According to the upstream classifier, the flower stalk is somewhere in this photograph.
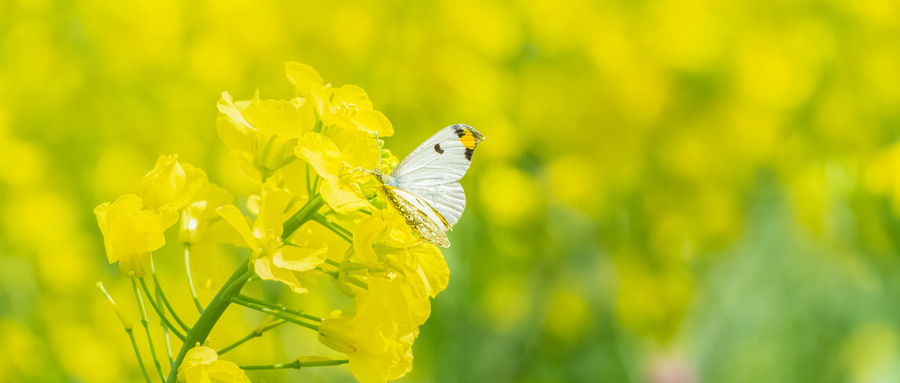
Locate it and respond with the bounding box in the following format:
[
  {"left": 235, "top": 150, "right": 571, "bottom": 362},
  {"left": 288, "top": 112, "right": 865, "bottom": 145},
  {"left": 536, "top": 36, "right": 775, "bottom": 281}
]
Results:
[
  {"left": 149, "top": 258, "right": 191, "bottom": 331},
  {"left": 231, "top": 296, "right": 320, "bottom": 332},
  {"left": 217, "top": 318, "right": 287, "bottom": 356},
  {"left": 165, "top": 260, "right": 252, "bottom": 382},
  {"left": 132, "top": 277, "right": 168, "bottom": 382},
  {"left": 138, "top": 278, "right": 186, "bottom": 341},
  {"left": 184, "top": 247, "right": 205, "bottom": 314},
  {"left": 240, "top": 359, "right": 349, "bottom": 370}
]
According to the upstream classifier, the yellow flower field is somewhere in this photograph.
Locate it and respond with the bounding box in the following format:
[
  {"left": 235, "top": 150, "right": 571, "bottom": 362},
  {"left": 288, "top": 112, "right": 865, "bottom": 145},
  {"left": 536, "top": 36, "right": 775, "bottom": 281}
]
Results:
[{"left": 2, "top": 0, "right": 900, "bottom": 382}]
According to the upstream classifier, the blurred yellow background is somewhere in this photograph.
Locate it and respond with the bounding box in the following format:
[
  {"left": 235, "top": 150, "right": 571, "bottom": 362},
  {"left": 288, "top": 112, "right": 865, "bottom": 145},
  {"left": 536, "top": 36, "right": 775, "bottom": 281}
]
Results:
[{"left": 3, "top": 0, "right": 900, "bottom": 381}]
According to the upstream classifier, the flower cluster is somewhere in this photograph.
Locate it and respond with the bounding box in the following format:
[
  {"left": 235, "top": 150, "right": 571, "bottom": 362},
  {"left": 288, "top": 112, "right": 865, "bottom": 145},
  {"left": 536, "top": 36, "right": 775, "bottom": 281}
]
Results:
[
  {"left": 95, "top": 62, "right": 449, "bottom": 383},
  {"left": 95, "top": 154, "right": 232, "bottom": 278}
]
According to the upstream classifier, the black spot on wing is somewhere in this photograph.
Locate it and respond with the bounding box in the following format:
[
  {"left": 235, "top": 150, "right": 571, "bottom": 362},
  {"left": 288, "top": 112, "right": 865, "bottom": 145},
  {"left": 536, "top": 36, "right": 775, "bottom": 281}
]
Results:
[
  {"left": 434, "top": 143, "right": 444, "bottom": 154},
  {"left": 455, "top": 126, "right": 466, "bottom": 138},
  {"left": 465, "top": 147, "right": 474, "bottom": 161}
]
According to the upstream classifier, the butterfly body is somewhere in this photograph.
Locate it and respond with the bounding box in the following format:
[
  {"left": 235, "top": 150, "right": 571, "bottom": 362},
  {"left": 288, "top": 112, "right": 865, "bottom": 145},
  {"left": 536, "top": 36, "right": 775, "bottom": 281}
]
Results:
[{"left": 378, "top": 124, "right": 484, "bottom": 247}]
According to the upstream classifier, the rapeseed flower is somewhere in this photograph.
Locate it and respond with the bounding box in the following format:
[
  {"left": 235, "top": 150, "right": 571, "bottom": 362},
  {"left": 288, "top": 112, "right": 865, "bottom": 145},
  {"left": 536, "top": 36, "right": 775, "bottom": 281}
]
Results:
[
  {"left": 317, "top": 273, "right": 428, "bottom": 383},
  {"left": 137, "top": 154, "right": 210, "bottom": 227},
  {"left": 217, "top": 181, "right": 327, "bottom": 293},
  {"left": 94, "top": 194, "right": 168, "bottom": 277},
  {"left": 296, "top": 132, "right": 373, "bottom": 214},
  {"left": 217, "top": 89, "right": 315, "bottom": 181},
  {"left": 177, "top": 346, "right": 250, "bottom": 383},
  {"left": 95, "top": 155, "right": 212, "bottom": 277},
  {"left": 285, "top": 62, "right": 393, "bottom": 136},
  {"left": 314, "top": 212, "right": 450, "bottom": 382},
  {"left": 353, "top": 212, "right": 450, "bottom": 299}
]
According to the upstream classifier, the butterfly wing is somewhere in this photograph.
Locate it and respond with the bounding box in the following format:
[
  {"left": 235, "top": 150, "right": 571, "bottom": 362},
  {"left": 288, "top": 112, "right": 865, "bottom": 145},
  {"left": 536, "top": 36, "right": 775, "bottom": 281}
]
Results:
[
  {"left": 383, "top": 186, "right": 451, "bottom": 247},
  {"left": 386, "top": 124, "right": 484, "bottom": 228}
]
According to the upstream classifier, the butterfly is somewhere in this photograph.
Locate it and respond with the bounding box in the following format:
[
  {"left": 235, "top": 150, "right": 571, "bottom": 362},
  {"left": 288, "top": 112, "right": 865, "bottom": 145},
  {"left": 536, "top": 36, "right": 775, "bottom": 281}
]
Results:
[{"left": 377, "top": 124, "right": 485, "bottom": 247}]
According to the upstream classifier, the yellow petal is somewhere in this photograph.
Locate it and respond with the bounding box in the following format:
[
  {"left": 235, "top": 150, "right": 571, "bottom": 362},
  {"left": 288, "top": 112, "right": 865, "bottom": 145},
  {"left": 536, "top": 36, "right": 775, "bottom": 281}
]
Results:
[
  {"left": 285, "top": 62, "right": 324, "bottom": 98},
  {"left": 331, "top": 85, "right": 374, "bottom": 112},
  {"left": 319, "top": 177, "right": 372, "bottom": 214},
  {"left": 136, "top": 155, "right": 210, "bottom": 212},
  {"left": 206, "top": 360, "right": 251, "bottom": 383},
  {"left": 349, "top": 346, "right": 402, "bottom": 383},
  {"left": 243, "top": 97, "right": 311, "bottom": 138},
  {"left": 273, "top": 243, "right": 328, "bottom": 272},
  {"left": 177, "top": 346, "right": 217, "bottom": 382},
  {"left": 216, "top": 92, "right": 256, "bottom": 152},
  {"left": 229, "top": 150, "right": 262, "bottom": 182},
  {"left": 216, "top": 205, "right": 257, "bottom": 249},
  {"left": 414, "top": 244, "right": 449, "bottom": 298},
  {"left": 353, "top": 216, "right": 391, "bottom": 265},
  {"left": 94, "top": 194, "right": 167, "bottom": 278},
  {"left": 198, "top": 218, "right": 246, "bottom": 248},
  {"left": 184, "top": 345, "right": 218, "bottom": 366},
  {"left": 254, "top": 257, "right": 307, "bottom": 293},
  {"left": 177, "top": 346, "right": 250, "bottom": 383},
  {"left": 317, "top": 316, "right": 358, "bottom": 354},
  {"left": 254, "top": 182, "right": 291, "bottom": 239},
  {"left": 352, "top": 110, "right": 394, "bottom": 137},
  {"left": 159, "top": 206, "right": 179, "bottom": 230},
  {"left": 296, "top": 132, "right": 342, "bottom": 178},
  {"left": 328, "top": 128, "right": 380, "bottom": 170}
]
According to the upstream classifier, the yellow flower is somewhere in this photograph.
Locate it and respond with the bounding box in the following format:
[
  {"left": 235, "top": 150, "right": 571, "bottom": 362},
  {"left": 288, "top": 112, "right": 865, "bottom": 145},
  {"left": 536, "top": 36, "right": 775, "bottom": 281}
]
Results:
[
  {"left": 296, "top": 132, "right": 373, "bottom": 214},
  {"left": 317, "top": 273, "right": 428, "bottom": 383},
  {"left": 177, "top": 346, "right": 250, "bottom": 383},
  {"left": 94, "top": 194, "right": 169, "bottom": 277},
  {"left": 217, "top": 90, "right": 315, "bottom": 181},
  {"left": 136, "top": 154, "right": 210, "bottom": 223},
  {"left": 178, "top": 183, "right": 244, "bottom": 291},
  {"left": 217, "top": 182, "right": 327, "bottom": 293},
  {"left": 285, "top": 62, "right": 394, "bottom": 136},
  {"left": 353, "top": 212, "right": 450, "bottom": 298},
  {"left": 136, "top": 154, "right": 210, "bottom": 210}
]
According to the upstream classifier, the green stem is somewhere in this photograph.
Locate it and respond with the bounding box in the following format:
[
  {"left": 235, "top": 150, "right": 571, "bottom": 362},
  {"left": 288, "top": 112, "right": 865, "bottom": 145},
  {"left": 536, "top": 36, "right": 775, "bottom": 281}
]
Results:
[
  {"left": 235, "top": 294, "right": 324, "bottom": 322},
  {"left": 305, "top": 163, "right": 313, "bottom": 197},
  {"left": 221, "top": 268, "right": 253, "bottom": 298},
  {"left": 184, "top": 247, "right": 205, "bottom": 314},
  {"left": 231, "top": 297, "right": 320, "bottom": 332},
  {"left": 311, "top": 214, "right": 353, "bottom": 243},
  {"left": 283, "top": 194, "right": 325, "bottom": 239},
  {"left": 316, "top": 266, "right": 368, "bottom": 290},
  {"left": 241, "top": 359, "right": 348, "bottom": 370},
  {"left": 149, "top": 260, "right": 191, "bottom": 331},
  {"left": 127, "top": 328, "right": 154, "bottom": 383},
  {"left": 165, "top": 260, "right": 252, "bottom": 382},
  {"left": 138, "top": 278, "right": 186, "bottom": 341},
  {"left": 217, "top": 318, "right": 286, "bottom": 355},
  {"left": 166, "top": 194, "right": 324, "bottom": 382},
  {"left": 156, "top": 287, "right": 175, "bottom": 368},
  {"left": 312, "top": 174, "right": 321, "bottom": 195},
  {"left": 132, "top": 278, "right": 167, "bottom": 382}
]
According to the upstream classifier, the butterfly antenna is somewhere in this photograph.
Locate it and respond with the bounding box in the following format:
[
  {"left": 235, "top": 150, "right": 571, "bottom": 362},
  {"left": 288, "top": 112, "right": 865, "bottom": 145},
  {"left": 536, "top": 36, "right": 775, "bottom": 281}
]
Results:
[{"left": 375, "top": 131, "right": 383, "bottom": 173}]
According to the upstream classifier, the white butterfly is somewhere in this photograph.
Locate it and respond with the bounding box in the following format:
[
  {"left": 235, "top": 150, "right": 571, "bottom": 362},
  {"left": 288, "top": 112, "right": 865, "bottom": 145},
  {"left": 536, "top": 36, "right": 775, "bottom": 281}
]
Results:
[{"left": 378, "top": 124, "right": 485, "bottom": 247}]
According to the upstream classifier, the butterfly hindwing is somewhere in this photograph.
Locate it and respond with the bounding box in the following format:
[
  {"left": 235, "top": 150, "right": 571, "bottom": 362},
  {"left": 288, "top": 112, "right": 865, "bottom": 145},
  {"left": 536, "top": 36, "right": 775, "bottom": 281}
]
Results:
[
  {"left": 383, "top": 186, "right": 451, "bottom": 247},
  {"left": 398, "top": 182, "right": 465, "bottom": 229}
]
